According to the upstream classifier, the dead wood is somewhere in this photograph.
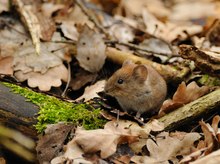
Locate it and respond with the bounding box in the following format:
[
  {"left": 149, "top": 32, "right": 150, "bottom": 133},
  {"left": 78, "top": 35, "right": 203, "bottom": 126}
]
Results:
[
  {"left": 145, "top": 89, "right": 220, "bottom": 131},
  {"left": 0, "top": 83, "right": 39, "bottom": 139},
  {"left": 179, "top": 45, "right": 220, "bottom": 77},
  {"left": 105, "top": 47, "right": 190, "bottom": 82}
]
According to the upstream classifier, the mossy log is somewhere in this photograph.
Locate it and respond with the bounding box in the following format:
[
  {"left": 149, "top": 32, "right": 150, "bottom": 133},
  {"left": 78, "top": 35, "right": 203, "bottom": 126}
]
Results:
[
  {"left": 0, "top": 82, "right": 106, "bottom": 138},
  {"left": 0, "top": 83, "right": 38, "bottom": 139},
  {"left": 144, "top": 89, "right": 220, "bottom": 131}
]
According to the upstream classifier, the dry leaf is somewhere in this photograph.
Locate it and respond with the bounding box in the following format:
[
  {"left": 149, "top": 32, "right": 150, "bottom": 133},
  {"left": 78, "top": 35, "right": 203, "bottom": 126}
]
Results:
[
  {"left": 160, "top": 81, "right": 209, "bottom": 114},
  {"left": 51, "top": 139, "right": 92, "bottom": 164},
  {"left": 190, "top": 149, "right": 220, "bottom": 164},
  {"left": 139, "top": 38, "right": 172, "bottom": 62},
  {"left": 0, "top": 56, "right": 13, "bottom": 75},
  {"left": 76, "top": 25, "right": 106, "bottom": 73},
  {"left": 146, "top": 132, "right": 201, "bottom": 163},
  {"left": 58, "top": 120, "right": 149, "bottom": 161},
  {"left": 142, "top": 9, "right": 203, "bottom": 42},
  {"left": 108, "top": 23, "right": 134, "bottom": 43},
  {"left": 13, "top": 34, "right": 67, "bottom": 74},
  {"left": 111, "top": 155, "right": 131, "bottom": 164},
  {"left": 60, "top": 21, "right": 79, "bottom": 41},
  {"left": 0, "top": 17, "right": 28, "bottom": 57},
  {"left": 36, "top": 123, "right": 75, "bottom": 163},
  {"left": 70, "top": 68, "right": 97, "bottom": 91},
  {"left": 54, "top": 4, "right": 94, "bottom": 28},
  {"left": 169, "top": 1, "right": 216, "bottom": 21},
  {"left": 14, "top": 64, "right": 68, "bottom": 91},
  {"left": 179, "top": 148, "right": 207, "bottom": 164},
  {"left": 0, "top": 16, "right": 70, "bottom": 91},
  {"left": 41, "top": 2, "right": 65, "bottom": 18},
  {"left": 76, "top": 80, "right": 105, "bottom": 101},
  {"left": 181, "top": 116, "right": 220, "bottom": 163},
  {"left": 35, "top": 10, "right": 56, "bottom": 41},
  {"left": 199, "top": 115, "right": 220, "bottom": 153},
  {"left": 52, "top": 121, "right": 139, "bottom": 162},
  {"left": 74, "top": 121, "right": 138, "bottom": 158},
  {"left": 117, "top": 0, "right": 169, "bottom": 18},
  {"left": 0, "top": 0, "right": 9, "bottom": 13}
]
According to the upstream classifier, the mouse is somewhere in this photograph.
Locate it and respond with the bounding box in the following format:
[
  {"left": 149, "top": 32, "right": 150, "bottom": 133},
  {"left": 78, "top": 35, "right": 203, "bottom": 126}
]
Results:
[{"left": 104, "top": 60, "right": 167, "bottom": 118}]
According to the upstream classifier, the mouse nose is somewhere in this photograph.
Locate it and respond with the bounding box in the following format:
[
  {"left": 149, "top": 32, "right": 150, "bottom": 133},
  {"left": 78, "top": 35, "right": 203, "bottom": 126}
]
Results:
[{"left": 104, "top": 84, "right": 112, "bottom": 94}]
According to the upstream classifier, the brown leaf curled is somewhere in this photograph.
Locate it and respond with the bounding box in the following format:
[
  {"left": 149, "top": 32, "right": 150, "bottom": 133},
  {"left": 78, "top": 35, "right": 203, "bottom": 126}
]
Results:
[{"left": 160, "top": 81, "right": 209, "bottom": 114}]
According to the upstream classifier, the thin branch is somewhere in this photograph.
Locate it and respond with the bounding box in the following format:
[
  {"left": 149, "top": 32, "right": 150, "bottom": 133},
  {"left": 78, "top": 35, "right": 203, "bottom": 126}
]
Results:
[
  {"left": 62, "top": 62, "right": 71, "bottom": 97},
  {"left": 106, "top": 41, "right": 179, "bottom": 57}
]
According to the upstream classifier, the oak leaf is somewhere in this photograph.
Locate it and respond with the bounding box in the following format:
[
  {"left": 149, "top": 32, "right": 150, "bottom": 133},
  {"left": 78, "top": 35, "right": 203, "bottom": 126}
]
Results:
[
  {"left": 160, "top": 81, "right": 209, "bottom": 114},
  {"left": 145, "top": 132, "right": 201, "bottom": 163}
]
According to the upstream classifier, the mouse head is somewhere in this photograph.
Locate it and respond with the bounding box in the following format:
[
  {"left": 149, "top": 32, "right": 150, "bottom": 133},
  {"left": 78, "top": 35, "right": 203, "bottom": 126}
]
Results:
[{"left": 105, "top": 60, "right": 148, "bottom": 97}]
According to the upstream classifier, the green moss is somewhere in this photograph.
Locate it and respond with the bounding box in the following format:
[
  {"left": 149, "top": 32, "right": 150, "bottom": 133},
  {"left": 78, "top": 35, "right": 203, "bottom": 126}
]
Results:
[
  {"left": 198, "top": 74, "right": 220, "bottom": 86},
  {"left": 2, "top": 82, "right": 107, "bottom": 133}
]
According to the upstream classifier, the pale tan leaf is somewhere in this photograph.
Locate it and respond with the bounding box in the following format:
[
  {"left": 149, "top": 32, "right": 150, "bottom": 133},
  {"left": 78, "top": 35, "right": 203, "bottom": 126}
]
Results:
[
  {"left": 0, "top": 0, "right": 9, "bottom": 13},
  {"left": 0, "top": 56, "right": 13, "bottom": 75},
  {"left": 74, "top": 120, "right": 139, "bottom": 158},
  {"left": 60, "top": 21, "right": 79, "bottom": 41},
  {"left": 76, "top": 25, "right": 106, "bottom": 73},
  {"left": 190, "top": 149, "right": 220, "bottom": 164},
  {"left": 54, "top": 4, "right": 93, "bottom": 28},
  {"left": 14, "top": 64, "right": 68, "bottom": 91},
  {"left": 111, "top": 155, "right": 131, "bottom": 164},
  {"left": 76, "top": 80, "right": 105, "bottom": 101},
  {"left": 35, "top": 11, "right": 56, "bottom": 41},
  {"left": 117, "top": 0, "right": 169, "bottom": 18},
  {"left": 199, "top": 120, "right": 218, "bottom": 155},
  {"left": 142, "top": 9, "right": 202, "bottom": 42},
  {"left": 51, "top": 139, "right": 92, "bottom": 164},
  {"left": 211, "top": 115, "right": 220, "bottom": 135},
  {"left": 0, "top": 18, "right": 28, "bottom": 57},
  {"left": 13, "top": 32, "right": 68, "bottom": 74},
  {"left": 180, "top": 148, "right": 207, "bottom": 164},
  {"left": 41, "top": 2, "right": 65, "bottom": 18},
  {"left": 131, "top": 155, "right": 169, "bottom": 164},
  {"left": 169, "top": 1, "right": 216, "bottom": 21},
  {"left": 108, "top": 24, "right": 134, "bottom": 43},
  {"left": 146, "top": 132, "right": 201, "bottom": 163}
]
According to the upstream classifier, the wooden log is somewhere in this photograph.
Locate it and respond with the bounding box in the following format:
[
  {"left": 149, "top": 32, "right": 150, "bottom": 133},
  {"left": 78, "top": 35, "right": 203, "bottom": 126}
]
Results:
[
  {"left": 0, "top": 83, "right": 39, "bottom": 139},
  {"left": 144, "top": 89, "right": 220, "bottom": 131}
]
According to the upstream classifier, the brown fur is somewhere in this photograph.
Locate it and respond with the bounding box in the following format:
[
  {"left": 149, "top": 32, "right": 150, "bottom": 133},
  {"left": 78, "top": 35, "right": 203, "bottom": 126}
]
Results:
[{"left": 105, "top": 61, "right": 167, "bottom": 118}]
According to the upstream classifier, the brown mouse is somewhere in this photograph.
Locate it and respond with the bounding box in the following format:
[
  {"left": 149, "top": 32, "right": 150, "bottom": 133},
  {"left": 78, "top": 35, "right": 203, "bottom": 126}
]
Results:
[{"left": 104, "top": 60, "right": 167, "bottom": 118}]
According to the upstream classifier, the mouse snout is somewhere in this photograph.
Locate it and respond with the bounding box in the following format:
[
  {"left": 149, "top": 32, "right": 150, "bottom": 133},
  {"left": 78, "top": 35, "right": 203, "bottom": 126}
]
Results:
[{"left": 104, "top": 83, "right": 114, "bottom": 95}]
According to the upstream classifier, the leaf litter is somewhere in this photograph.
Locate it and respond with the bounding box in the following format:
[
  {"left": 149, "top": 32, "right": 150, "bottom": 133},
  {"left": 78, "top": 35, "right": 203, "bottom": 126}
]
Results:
[{"left": 1, "top": 0, "right": 220, "bottom": 163}]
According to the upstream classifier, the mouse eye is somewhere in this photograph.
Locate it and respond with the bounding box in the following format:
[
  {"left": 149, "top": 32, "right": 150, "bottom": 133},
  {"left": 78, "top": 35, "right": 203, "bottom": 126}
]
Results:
[{"left": 117, "top": 78, "right": 124, "bottom": 84}]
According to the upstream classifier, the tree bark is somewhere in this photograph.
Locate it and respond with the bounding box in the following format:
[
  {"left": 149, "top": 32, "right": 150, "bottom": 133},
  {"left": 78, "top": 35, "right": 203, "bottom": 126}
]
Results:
[
  {"left": 144, "top": 89, "right": 220, "bottom": 131},
  {"left": 0, "top": 83, "right": 39, "bottom": 139}
]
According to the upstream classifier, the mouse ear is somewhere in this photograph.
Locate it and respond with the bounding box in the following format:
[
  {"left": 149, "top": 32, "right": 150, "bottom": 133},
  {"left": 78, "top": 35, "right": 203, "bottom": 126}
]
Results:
[
  {"left": 122, "top": 59, "right": 133, "bottom": 67},
  {"left": 132, "top": 65, "right": 148, "bottom": 82}
]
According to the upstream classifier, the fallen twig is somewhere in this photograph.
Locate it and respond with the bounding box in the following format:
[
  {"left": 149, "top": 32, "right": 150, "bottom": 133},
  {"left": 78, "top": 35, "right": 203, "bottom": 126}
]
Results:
[{"left": 105, "top": 47, "right": 189, "bottom": 82}]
